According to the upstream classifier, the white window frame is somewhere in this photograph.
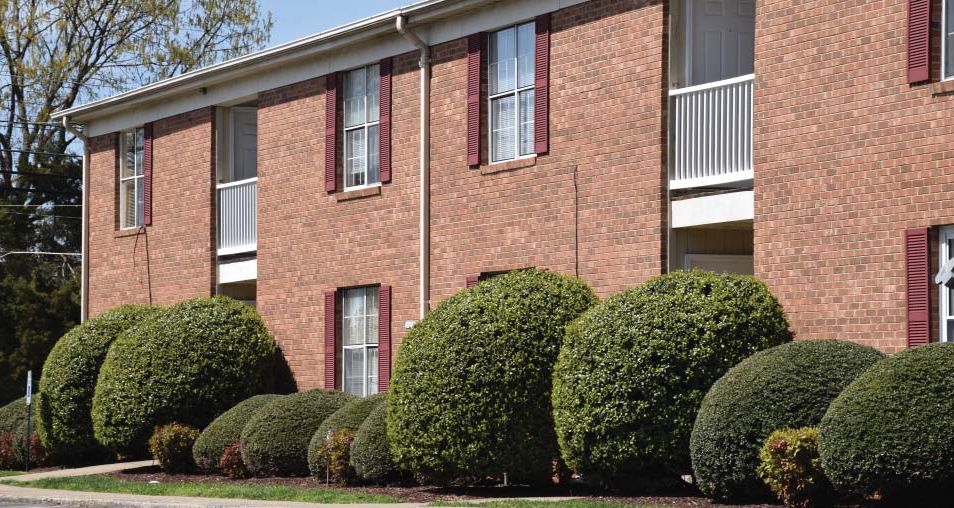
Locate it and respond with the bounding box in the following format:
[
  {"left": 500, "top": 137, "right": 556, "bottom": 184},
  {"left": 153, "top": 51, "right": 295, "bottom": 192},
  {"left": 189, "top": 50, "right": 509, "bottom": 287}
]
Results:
[
  {"left": 940, "top": 226, "right": 954, "bottom": 342},
  {"left": 343, "top": 64, "right": 380, "bottom": 191},
  {"left": 341, "top": 286, "right": 379, "bottom": 397},
  {"left": 945, "top": 0, "right": 954, "bottom": 81},
  {"left": 488, "top": 21, "right": 536, "bottom": 164},
  {"left": 119, "top": 127, "right": 144, "bottom": 230}
]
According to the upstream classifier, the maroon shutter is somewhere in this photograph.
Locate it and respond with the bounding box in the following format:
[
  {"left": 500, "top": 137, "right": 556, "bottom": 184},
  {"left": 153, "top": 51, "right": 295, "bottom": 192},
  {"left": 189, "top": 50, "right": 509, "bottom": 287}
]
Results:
[
  {"left": 466, "top": 276, "right": 480, "bottom": 288},
  {"left": 379, "top": 58, "right": 392, "bottom": 183},
  {"left": 534, "top": 14, "right": 551, "bottom": 154},
  {"left": 325, "top": 73, "right": 338, "bottom": 192},
  {"left": 907, "top": 0, "right": 931, "bottom": 83},
  {"left": 324, "top": 290, "right": 338, "bottom": 389},
  {"left": 905, "top": 228, "right": 930, "bottom": 348},
  {"left": 143, "top": 122, "right": 153, "bottom": 225},
  {"left": 466, "top": 33, "right": 482, "bottom": 166},
  {"left": 378, "top": 285, "right": 392, "bottom": 392}
]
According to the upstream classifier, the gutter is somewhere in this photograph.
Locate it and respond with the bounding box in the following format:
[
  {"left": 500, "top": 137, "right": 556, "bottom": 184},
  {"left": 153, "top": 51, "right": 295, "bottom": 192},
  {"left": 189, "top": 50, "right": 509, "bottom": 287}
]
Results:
[
  {"left": 396, "top": 15, "right": 431, "bottom": 320},
  {"left": 62, "top": 117, "right": 89, "bottom": 322}
]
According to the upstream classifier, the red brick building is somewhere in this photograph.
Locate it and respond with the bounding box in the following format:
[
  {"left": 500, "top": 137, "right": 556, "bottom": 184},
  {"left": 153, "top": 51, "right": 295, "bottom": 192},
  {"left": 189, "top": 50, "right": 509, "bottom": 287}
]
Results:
[{"left": 53, "top": 0, "right": 951, "bottom": 393}]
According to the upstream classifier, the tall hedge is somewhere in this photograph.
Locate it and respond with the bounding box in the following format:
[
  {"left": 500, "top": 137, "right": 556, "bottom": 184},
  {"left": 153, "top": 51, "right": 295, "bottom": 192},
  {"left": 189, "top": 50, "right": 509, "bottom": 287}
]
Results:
[
  {"left": 552, "top": 271, "right": 793, "bottom": 484},
  {"left": 819, "top": 343, "right": 954, "bottom": 502},
  {"left": 690, "top": 340, "right": 884, "bottom": 501},
  {"left": 388, "top": 269, "right": 598, "bottom": 483},
  {"left": 38, "top": 304, "right": 162, "bottom": 460},
  {"left": 351, "top": 400, "right": 398, "bottom": 484},
  {"left": 241, "top": 389, "right": 355, "bottom": 477},
  {"left": 308, "top": 392, "right": 386, "bottom": 479},
  {"left": 92, "top": 297, "right": 276, "bottom": 455},
  {"left": 192, "top": 394, "right": 282, "bottom": 472}
]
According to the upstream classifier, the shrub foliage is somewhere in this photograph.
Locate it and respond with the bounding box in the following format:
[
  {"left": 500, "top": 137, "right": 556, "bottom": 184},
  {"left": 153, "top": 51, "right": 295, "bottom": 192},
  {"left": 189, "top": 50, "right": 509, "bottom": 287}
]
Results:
[
  {"left": 758, "top": 428, "right": 833, "bottom": 508},
  {"left": 241, "top": 388, "right": 355, "bottom": 477},
  {"left": 690, "top": 340, "right": 883, "bottom": 500},
  {"left": 92, "top": 297, "right": 276, "bottom": 455},
  {"left": 0, "top": 396, "right": 53, "bottom": 468},
  {"left": 819, "top": 343, "right": 954, "bottom": 501},
  {"left": 39, "top": 304, "right": 162, "bottom": 459},
  {"left": 552, "top": 270, "right": 793, "bottom": 484},
  {"left": 308, "top": 392, "right": 385, "bottom": 481},
  {"left": 388, "top": 269, "right": 598, "bottom": 482},
  {"left": 149, "top": 422, "right": 200, "bottom": 473},
  {"left": 351, "top": 400, "right": 398, "bottom": 484},
  {"left": 193, "top": 394, "right": 281, "bottom": 472},
  {"left": 219, "top": 441, "right": 249, "bottom": 479}
]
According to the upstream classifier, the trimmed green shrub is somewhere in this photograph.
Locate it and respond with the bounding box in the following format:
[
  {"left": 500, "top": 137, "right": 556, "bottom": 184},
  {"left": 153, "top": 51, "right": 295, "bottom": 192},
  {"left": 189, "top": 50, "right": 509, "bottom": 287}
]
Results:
[
  {"left": 351, "top": 400, "right": 398, "bottom": 484},
  {"left": 193, "top": 394, "right": 281, "bottom": 472},
  {"left": 149, "top": 423, "right": 200, "bottom": 473},
  {"left": 758, "top": 428, "right": 833, "bottom": 508},
  {"left": 388, "top": 269, "right": 598, "bottom": 483},
  {"left": 308, "top": 392, "right": 386, "bottom": 480},
  {"left": 39, "top": 304, "right": 162, "bottom": 460},
  {"left": 552, "top": 270, "right": 793, "bottom": 484},
  {"left": 92, "top": 297, "right": 276, "bottom": 455},
  {"left": 690, "top": 340, "right": 883, "bottom": 500},
  {"left": 819, "top": 343, "right": 954, "bottom": 501},
  {"left": 241, "top": 388, "right": 355, "bottom": 477}
]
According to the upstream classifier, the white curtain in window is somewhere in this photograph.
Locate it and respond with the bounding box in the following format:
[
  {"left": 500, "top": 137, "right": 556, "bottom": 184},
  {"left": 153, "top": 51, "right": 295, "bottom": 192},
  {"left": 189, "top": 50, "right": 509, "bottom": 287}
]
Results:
[
  {"left": 490, "top": 28, "right": 516, "bottom": 94},
  {"left": 492, "top": 96, "right": 516, "bottom": 162}
]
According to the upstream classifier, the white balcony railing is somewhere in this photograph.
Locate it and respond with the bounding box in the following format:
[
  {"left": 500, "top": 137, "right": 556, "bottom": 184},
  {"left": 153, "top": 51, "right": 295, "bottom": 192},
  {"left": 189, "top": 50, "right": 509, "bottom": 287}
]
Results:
[
  {"left": 217, "top": 177, "right": 257, "bottom": 255},
  {"left": 670, "top": 74, "right": 754, "bottom": 189}
]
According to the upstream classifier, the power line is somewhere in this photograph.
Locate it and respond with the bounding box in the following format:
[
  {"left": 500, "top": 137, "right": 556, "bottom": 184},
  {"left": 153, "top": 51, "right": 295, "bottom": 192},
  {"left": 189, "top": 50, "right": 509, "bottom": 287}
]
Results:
[
  {"left": 1, "top": 211, "right": 80, "bottom": 219},
  {"left": 0, "top": 187, "right": 80, "bottom": 197},
  {"left": 0, "top": 170, "right": 81, "bottom": 180},
  {"left": 1, "top": 149, "right": 82, "bottom": 158},
  {"left": 0, "top": 204, "right": 81, "bottom": 208},
  {"left": 0, "top": 251, "right": 81, "bottom": 260}
]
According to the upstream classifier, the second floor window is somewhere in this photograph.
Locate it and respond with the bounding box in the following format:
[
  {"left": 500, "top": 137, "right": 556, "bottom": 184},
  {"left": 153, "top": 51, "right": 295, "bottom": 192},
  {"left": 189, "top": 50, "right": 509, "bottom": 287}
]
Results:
[
  {"left": 489, "top": 22, "right": 535, "bottom": 163},
  {"left": 344, "top": 64, "right": 380, "bottom": 189},
  {"left": 120, "top": 127, "right": 144, "bottom": 229}
]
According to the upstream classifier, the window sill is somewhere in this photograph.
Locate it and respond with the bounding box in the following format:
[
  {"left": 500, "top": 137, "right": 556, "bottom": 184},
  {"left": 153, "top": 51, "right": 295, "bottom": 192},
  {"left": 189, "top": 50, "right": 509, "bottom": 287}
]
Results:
[
  {"left": 931, "top": 80, "right": 954, "bottom": 96},
  {"left": 480, "top": 156, "right": 537, "bottom": 175},
  {"left": 114, "top": 226, "right": 147, "bottom": 238},
  {"left": 335, "top": 185, "right": 381, "bottom": 202}
]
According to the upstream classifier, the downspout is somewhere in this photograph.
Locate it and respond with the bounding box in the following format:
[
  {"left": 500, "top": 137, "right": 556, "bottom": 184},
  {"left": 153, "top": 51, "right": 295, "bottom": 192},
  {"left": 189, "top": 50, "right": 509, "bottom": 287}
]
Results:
[
  {"left": 396, "top": 15, "right": 431, "bottom": 320},
  {"left": 62, "top": 117, "right": 89, "bottom": 322}
]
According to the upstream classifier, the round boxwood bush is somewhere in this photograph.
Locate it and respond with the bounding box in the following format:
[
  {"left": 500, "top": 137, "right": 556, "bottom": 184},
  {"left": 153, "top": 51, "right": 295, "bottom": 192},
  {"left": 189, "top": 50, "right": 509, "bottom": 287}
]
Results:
[
  {"left": 351, "top": 399, "right": 398, "bottom": 483},
  {"left": 38, "top": 304, "right": 162, "bottom": 459},
  {"left": 388, "top": 269, "right": 598, "bottom": 483},
  {"left": 92, "top": 297, "right": 276, "bottom": 455},
  {"left": 552, "top": 270, "right": 793, "bottom": 485},
  {"left": 819, "top": 343, "right": 954, "bottom": 501},
  {"left": 308, "top": 392, "right": 386, "bottom": 479},
  {"left": 241, "top": 388, "right": 356, "bottom": 476},
  {"left": 690, "top": 340, "right": 883, "bottom": 501},
  {"left": 192, "top": 394, "right": 282, "bottom": 472}
]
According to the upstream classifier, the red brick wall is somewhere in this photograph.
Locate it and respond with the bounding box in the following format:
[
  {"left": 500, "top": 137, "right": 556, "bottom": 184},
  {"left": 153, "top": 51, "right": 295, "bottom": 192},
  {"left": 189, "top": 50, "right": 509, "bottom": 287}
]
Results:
[
  {"left": 86, "top": 108, "right": 215, "bottom": 317},
  {"left": 753, "top": 0, "right": 953, "bottom": 352}
]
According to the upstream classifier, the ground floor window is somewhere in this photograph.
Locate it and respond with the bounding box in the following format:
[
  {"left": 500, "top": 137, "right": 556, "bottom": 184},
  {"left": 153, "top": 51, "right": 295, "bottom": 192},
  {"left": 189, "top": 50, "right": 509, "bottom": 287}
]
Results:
[
  {"left": 939, "top": 226, "right": 954, "bottom": 342},
  {"left": 342, "top": 286, "right": 379, "bottom": 396}
]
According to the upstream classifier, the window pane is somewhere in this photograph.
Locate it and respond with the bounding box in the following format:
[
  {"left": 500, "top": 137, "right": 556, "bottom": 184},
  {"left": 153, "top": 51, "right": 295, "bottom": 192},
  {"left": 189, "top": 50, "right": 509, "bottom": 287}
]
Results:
[
  {"left": 135, "top": 128, "right": 144, "bottom": 176},
  {"left": 492, "top": 96, "right": 516, "bottom": 162},
  {"left": 948, "top": 2, "right": 954, "bottom": 78},
  {"left": 368, "top": 347, "right": 378, "bottom": 395},
  {"left": 123, "top": 132, "right": 136, "bottom": 178},
  {"left": 519, "top": 90, "right": 535, "bottom": 156},
  {"left": 367, "top": 64, "right": 380, "bottom": 122},
  {"left": 490, "top": 27, "right": 516, "bottom": 94},
  {"left": 517, "top": 22, "right": 535, "bottom": 88},
  {"left": 367, "top": 125, "right": 379, "bottom": 185},
  {"left": 121, "top": 179, "right": 136, "bottom": 228},
  {"left": 344, "top": 348, "right": 365, "bottom": 396},
  {"left": 366, "top": 286, "right": 379, "bottom": 345},
  {"left": 136, "top": 176, "right": 144, "bottom": 226},
  {"left": 344, "top": 67, "right": 367, "bottom": 128},
  {"left": 343, "top": 289, "right": 366, "bottom": 346},
  {"left": 345, "top": 129, "right": 366, "bottom": 188}
]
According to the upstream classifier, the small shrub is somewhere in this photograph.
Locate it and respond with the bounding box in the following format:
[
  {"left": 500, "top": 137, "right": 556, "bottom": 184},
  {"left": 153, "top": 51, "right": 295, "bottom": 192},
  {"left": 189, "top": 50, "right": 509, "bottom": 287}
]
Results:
[
  {"left": 219, "top": 441, "right": 249, "bottom": 479},
  {"left": 690, "top": 340, "right": 883, "bottom": 500},
  {"left": 308, "top": 393, "right": 385, "bottom": 481},
  {"left": 351, "top": 400, "right": 398, "bottom": 484},
  {"left": 552, "top": 270, "right": 793, "bottom": 485},
  {"left": 241, "top": 389, "right": 356, "bottom": 477},
  {"left": 758, "top": 428, "right": 833, "bottom": 508},
  {"left": 193, "top": 394, "right": 282, "bottom": 472},
  {"left": 39, "top": 304, "right": 162, "bottom": 460},
  {"left": 388, "top": 269, "right": 598, "bottom": 483},
  {"left": 0, "top": 431, "right": 18, "bottom": 470},
  {"left": 92, "top": 297, "right": 276, "bottom": 455},
  {"left": 311, "top": 429, "right": 356, "bottom": 485},
  {"left": 0, "top": 396, "right": 54, "bottom": 468},
  {"left": 149, "top": 423, "right": 200, "bottom": 473},
  {"left": 819, "top": 343, "right": 954, "bottom": 502}
]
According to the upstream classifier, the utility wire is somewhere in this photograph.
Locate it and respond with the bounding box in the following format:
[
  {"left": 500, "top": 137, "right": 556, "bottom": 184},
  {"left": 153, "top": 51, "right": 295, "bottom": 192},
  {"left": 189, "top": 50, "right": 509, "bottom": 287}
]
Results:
[
  {"left": 0, "top": 187, "right": 80, "bottom": 197},
  {"left": 0, "top": 251, "right": 81, "bottom": 260},
  {"left": 0, "top": 149, "right": 82, "bottom": 158},
  {"left": 0, "top": 204, "right": 81, "bottom": 207},
  {"left": 0, "top": 170, "right": 81, "bottom": 180}
]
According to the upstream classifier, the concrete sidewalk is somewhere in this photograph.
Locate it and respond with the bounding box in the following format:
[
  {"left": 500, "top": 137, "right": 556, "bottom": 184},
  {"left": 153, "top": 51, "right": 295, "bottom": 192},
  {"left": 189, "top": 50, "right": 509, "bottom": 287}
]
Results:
[{"left": 3, "top": 461, "right": 155, "bottom": 483}]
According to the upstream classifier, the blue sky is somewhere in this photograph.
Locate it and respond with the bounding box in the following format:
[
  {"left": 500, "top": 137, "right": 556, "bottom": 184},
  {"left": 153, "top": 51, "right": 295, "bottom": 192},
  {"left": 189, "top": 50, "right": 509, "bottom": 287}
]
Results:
[{"left": 260, "top": 1, "right": 411, "bottom": 45}]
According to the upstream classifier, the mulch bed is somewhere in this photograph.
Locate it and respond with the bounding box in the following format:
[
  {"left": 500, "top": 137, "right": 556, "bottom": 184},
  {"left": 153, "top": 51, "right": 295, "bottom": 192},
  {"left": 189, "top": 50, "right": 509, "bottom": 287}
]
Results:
[{"left": 100, "top": 466, "right": 782, "bottom": 507}]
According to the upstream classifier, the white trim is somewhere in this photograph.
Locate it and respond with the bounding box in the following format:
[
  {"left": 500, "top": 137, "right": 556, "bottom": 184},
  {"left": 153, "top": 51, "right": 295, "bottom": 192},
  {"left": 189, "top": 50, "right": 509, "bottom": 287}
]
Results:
[
  {"left": 118, "top": 128, "right": 145, "bottom": 230},
  {"left": 669, "top": 170, "right": 753, "bottom": 190},
  {"left": 343, "top": 64, "right": 382, "bottom": 190},
  {"left": 668, "top": 73, "right": 756, "bottom": 96},
  {"left": 217, "top": 258, "right": 257, "bottom": 284},
  {"left": 945, "top": 0, "right": 953, "bottom": 81},
  {"left": 217, "top": 244, "right": 257, "bottom": 256},
  {"left": 940, "top": 226, "right": 954, "bottom": 342},
  {"left": 216, "top": 176, "right": 258, "bottom": 190},
  {"left": 671, "top": 190, "right": 754, "bottom": 229}
]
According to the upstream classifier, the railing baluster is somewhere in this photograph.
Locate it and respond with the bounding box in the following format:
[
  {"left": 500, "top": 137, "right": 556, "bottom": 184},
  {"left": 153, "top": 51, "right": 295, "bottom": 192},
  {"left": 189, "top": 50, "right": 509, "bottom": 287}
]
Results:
[{"left": 217, "top": 178, "right": 258, "bottom": 254}]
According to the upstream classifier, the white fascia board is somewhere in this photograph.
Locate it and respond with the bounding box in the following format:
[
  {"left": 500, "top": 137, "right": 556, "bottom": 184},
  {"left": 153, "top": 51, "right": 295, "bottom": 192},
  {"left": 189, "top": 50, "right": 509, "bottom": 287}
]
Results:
[
  {"left": 671, "top": 191, "right": 754, "bottom": 229},
  {"left": 218, "top": 258, "right": 257, "bottom": 284}
]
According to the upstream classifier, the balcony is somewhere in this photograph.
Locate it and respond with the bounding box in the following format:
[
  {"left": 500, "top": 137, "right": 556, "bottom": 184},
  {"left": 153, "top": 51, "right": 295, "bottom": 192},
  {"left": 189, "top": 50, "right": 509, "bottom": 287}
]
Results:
[
  {"left": 217, "top": 177, "right": 257, "bottom": 255},
  {"left": 669, "top": 74, "right": 753, "bottom": 190}
]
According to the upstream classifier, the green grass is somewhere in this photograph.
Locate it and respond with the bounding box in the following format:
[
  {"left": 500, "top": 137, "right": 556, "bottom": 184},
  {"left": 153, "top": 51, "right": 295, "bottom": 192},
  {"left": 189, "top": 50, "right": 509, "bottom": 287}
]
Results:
[
  {"left": 0, "top": 471, "right": 23, "bottom": 477},
  {"left": 2, "top": 476, "right": 401, "bottom": 503},
  {"left": 430, "top": 501, "right": 669, "bottom": 508}
]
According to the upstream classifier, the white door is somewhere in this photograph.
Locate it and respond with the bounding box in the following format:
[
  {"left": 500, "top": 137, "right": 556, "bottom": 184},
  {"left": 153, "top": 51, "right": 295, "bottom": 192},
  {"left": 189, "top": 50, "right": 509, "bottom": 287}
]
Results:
[
  {"left": 685, "top": 254, "right": 754, "bottom": 275},
  {"left": 231, "top": 107, "right": 258, "bottom": 181},
  {"left": 689, "top": 0, "right": 755, "bottom": 86}
]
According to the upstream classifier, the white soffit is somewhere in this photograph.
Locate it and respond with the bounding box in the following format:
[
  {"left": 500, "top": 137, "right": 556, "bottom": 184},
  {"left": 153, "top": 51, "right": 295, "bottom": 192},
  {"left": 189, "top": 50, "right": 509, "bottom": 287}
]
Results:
[
  {"left": 671, "top": 191, "right": 754, "bottom": 229},
  {"left": 218, "top": 259, "right": 257, "bottom": 284}
]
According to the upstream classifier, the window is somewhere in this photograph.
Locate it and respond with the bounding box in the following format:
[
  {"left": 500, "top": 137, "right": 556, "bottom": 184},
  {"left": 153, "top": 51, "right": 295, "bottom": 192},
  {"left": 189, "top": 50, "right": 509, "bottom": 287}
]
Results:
[
  {"left": 940, "top": 226, "right": 954, "bottom": 341},
  {"left": 342, "top": 286, "right": 379, "bottom": 396},
  {"left": 489, "top": 22, "right": 535, "bottom": 163},
  {"left": 119, "top": 127, "right": 145, "bottom": 229},
  {"left": 343, "top": 65, "right": 380, "bottom": 189},
  {"left": 946, "top": 0, "right": 954, "bottom": 80}
]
